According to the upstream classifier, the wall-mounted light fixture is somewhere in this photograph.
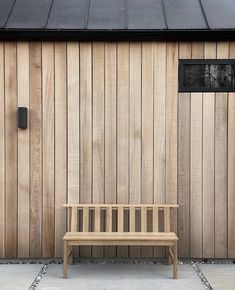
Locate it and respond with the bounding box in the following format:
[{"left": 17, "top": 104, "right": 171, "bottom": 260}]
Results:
[{"left": 18, "top": 107, "right": 28, "bottom": 129}]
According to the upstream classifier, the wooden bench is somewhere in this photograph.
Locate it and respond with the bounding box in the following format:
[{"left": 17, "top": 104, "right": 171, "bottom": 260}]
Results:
[{"left": 63, "top": 204, "right": 179, "bottom": 279}]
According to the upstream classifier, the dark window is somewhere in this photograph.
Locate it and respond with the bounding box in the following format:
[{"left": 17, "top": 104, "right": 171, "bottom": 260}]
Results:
[{"left": 179, "top": 59, "right": 235, "bottom": 92}]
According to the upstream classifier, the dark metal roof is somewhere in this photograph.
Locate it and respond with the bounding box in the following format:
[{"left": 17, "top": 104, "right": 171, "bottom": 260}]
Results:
[{"left": 1, "top": 0, "right": 235, "bottom": 40}]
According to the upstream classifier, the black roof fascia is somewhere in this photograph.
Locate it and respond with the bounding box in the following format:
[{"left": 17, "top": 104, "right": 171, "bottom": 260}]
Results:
[{"left": 1, "top": 29, "right": 235, "bottom": 41}]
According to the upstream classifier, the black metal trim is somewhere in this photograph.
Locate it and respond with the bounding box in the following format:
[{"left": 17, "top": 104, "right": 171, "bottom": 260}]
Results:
[
  {"left": 179, "top": 59, "right": 235, "bottom": 93},
  {"left": 1, "top": 29, "right": 235, "bottom": 41}
]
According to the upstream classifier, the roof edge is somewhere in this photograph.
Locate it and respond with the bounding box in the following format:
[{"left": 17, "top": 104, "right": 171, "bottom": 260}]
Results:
[{"left": 1, "top": 29, "right": 235, "bottom": 41}]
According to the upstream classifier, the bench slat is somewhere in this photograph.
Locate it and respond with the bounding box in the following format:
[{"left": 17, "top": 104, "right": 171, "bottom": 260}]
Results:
[
  {"left": 106, "top": 207, "right": 112, "bottom": 232},
  {"left": 153, "top": 207, "right": 159, "bottom": 232},
  {"left": 118, "top": 207, "right": 124, "bottom": 232},
  {"left": 164, "top": 207, "right": 170, "bottom": 232},
  {"left": 71, "top": 207, "right": 77, "bottom": 232},
  {"left": 130, "top": 207, "right": 135, "bottom": 232},
  {"left": 94, "top": 207, "right": 101, "bottom": 232},
  {"left": 141, "top": 206, "right": 147, "bottom": 232},
  {"left": 83, "top": 207, "right": 89, "bottom": 232}
]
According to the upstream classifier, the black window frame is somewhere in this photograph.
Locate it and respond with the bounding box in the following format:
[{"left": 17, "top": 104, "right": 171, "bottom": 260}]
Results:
[{"left": 178, "top": 59, "right": 235, "bottom": 92}]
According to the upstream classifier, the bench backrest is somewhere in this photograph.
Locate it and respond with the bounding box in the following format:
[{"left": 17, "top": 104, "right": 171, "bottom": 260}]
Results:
[{"left": 63, "top": 204, "right": 178, "bottom": 233}]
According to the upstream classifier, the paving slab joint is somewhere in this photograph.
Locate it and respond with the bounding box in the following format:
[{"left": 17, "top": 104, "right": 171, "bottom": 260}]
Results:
[
  {"left": 191, "top": 261, "right": 213, "bottom": 289},
  {"left": 28, "top": 263, "right": 49, "bottom": 290}
]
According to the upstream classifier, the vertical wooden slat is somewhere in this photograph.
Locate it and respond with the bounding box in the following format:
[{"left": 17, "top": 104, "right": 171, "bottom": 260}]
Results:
[
  {"left": 164, "top": 208, "right": 170, "bottom": 232},
  {"left": 29, "top": 42, "right": 42, "bottom": 258},
  {"left": 55, "top": 42, "right": 67, "bottom": 257},
  {"left": 141, "top": 207, "right": 147, "bottom": 232},
  {"left": 80, "top": 43, "right": 92, "bottom": 256},
  {"left": 166, "top": 42, "right": 178, "bottom": 204},
  {"left": 166, "top": 42, "right": 178, "bottom": 237},
  {"left": 190, "top": 42, "right": 203, "bottom": 258},
  {"left": 215, "top": 42, "right": 229, "bottom": 258},
  {"left": 191, "top": 92, "right": 203, "bottom": 258},
  {"left": 228, "top": 42, "right": 235, "bottom": 258},
  {"left": 142, "top": 43, "right": 154, "bottom": 257},
  {"left": 83, "top": 207, "right": 89, "bottom": 232},
  {"left": 106, "top": 207, "right": 112, "bottom": 232},
  {"left": 129, "top": 43, "right": 141, "bottom": 257},
  {"left": 67, "top": 42, "right": 79, "bottom": 204},
  {"left": 118, "top": 207, "right": 124, "bottom": 232},
  {"left": 178, "top": 42, "right": 191, "bottom": 257},
  {"left": 5, "top": 42, "right": 17, "bottom": 257},
  {"left": 129, "top": 207, "right": 136, "bottom": 232},
  {"left": 17, "top": 42, "right": 30, "bottom": 258},
  {"left": 152, "top": 207, "right": 159, "bottom": 232},
  {"left": 0, "top": 43, "right": 5, "bottom": 258},
  {"left": 42, "top": 42, "right": 55, "bottom": 257},
  {"left": 117, "top": 42, "right": 129, "bottom": 257},
  {"left": 94, "top": 207, "right": 101, "bottom": 232},
  {"left": 104, "top": 42, "right": 117, "bottom": 257},
  {"left": 154, "top": 42, "right": 166, "bottom": 257},
  {"left": 92, "top": 42, "right": 105, "bottom": 256},
  {"left": 71, "top": 207, "right": 78, "bottom": 232},
  {"left": 203, "top": 42, "right": 216, "bottom": 258}
]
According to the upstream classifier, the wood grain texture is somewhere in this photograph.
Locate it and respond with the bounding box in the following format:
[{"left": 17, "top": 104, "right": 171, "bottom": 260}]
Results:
[
  {"left": 142, "top": 42, "right": 154, "bottom": 257},
  {"left": 67, "top": 42, "right": 79, "bottom": 204},
  {"left": 42, "top": 42, "right": 55, "bottom": 257},
  {"left": 190, "top": 93, "right": 203, "bottom": 258},
  {"left": 29, "top": 42, "right": 42, "bottom": 258},
  {"left": 5, "top": 42, "right": 17, "bottom": 258},
  {"left": 202, "top": 42, "right": 216, "bottom": 258},
  {"left": 154, "top": 42, "right": 166, "bottom": 258},
  {"left": 129, "top": 43, "right": 142, "bottom": 257},
  {"left": 92, "top": 42, "right": 105, "bottom": 257},
  {"left": 55, "top": 42, "right": 67, "bottom": 257},
  {"left": 17, "top": 42, "right": 30, "bottom": 257},
  {"left": 117, "top": 43, "right": 129, "bottom": 257},
  {"left": 190, "top": 42, "right": 204, "bottom": 258},
  {"left": 104, "top": 42, "right": 117, "bottom": 257},
  {"left": 0, "top": 43, "right": 5, "bottom": 258},
  {"left": 214, "top": 42, "right": 229, "bottom": 258},
  {"left": 178, "top": 42, "right": 191, "bottom": 258},
  {"left": 80, "top": 43, "right": 92, "bottom": 257},
  {"left": 228, "top": 42, "right": 235, "bottom": 258}
]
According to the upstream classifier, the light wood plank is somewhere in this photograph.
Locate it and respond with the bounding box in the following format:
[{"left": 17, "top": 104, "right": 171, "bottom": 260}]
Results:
[
  {"left": 0, "top": 43, "right": 5, "bottom": 258},
  {"left": 67, "top": 42, "right": 79, "bottom": 204},
  {"left": 142, "top": 42, "right": 154, "bottom": 257},
  {"left": 190, "top": 93, "right": 203, "bottom": 258},
  {"left": 202, "top": 42, "right": 216, "bottom": 258},
  {"left": 141, "top": 207, "right": 147, "bottom": 232},
  {"left": 29, "top": 42, "right": 42, "bottom": 258},
  {"left": 178, "top": 42, "right": 191, "bottom": 257},
  {"left": 129, "top": 43, "right": 142, "bottom": 258},
  {"left": 80, "top": 43, "right": 92, "bottom": 257},
  {"left": 130, "top": 207, "right": 136, "bottom": 232},
  {"left": 17, "top": 42, "right": 30, "bottom": 258},
  {"left": 154, "top": 42, "right": 166, "bottom": 258},
  {"left": 228, "top": 42, "right": 235, "bottom": 258},
  {"left": 55, "top": 42, "right": 67, "bottom": 257},
  {"left": 104, "top": 42, "right": 117, "bottom": 257},
  {"left": 5, "top": 42, "right": 17, "bottom": 258},
  {"left": 164, "top": 208, "right": 170, "bottom": 232},
  {"left": 106, "top": 207, "right": 112, "bottom": 232},
  {"left": 92, "top": 42, "right": 105, "bottom": 257},
  {"left": 152, "top": 207, "right": 159, "bottom": 232},
  {"left": 83, "top": 207, "right": 89, "bottom": 232},
  {"left": 118, "top": 207, "right": 124, "bottom": 233},
  {"left": 214, "top": 41, "right": 229, "bottom": 258},
  {"left": 71, "top": 207, "right": 78, "bottom": 232},
  {"left": 117, "top": 42, "right": 129, "bottom": 257},
  {"left": 42, "top": 42, "right": 55, "bottom": 257},
  {"left": 94, "top": 207, "right": 101, "bottom": 232}
]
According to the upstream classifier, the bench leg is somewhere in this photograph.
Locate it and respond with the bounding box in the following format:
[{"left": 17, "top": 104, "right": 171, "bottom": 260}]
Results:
[
  {"left": 173, "top": 241, "right": 178, "bottom": 279},
  {"left": 68, "top": 246, "right": 73, "bottom": 265},
  {"left": 168, "top": 246, "right": 173, "bottom": 265},
  {"left": 63, "top": 240, "right": 68, "bottom": 279}
]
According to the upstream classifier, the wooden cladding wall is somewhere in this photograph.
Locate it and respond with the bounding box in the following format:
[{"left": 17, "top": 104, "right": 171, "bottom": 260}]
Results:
[{"left": 0, "top": 41, "right": 235, "bottom": 259}]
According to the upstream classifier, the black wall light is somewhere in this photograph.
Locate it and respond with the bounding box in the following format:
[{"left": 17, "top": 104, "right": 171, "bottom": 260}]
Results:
[{"left": 18, "top": 107, "right": 28, "bottom": 129}]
